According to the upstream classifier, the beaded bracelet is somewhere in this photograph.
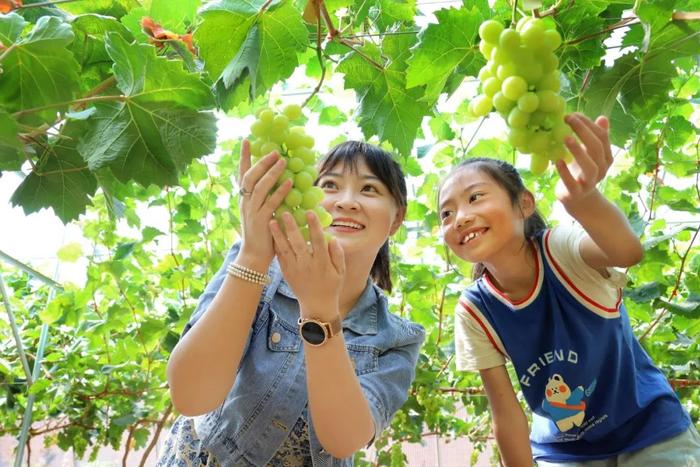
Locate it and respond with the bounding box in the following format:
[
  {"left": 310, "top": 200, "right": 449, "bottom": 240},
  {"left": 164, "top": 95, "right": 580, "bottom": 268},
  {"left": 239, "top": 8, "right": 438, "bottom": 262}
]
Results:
[{"left": 226, "top": 262, "right": 271, "bottom": 285}]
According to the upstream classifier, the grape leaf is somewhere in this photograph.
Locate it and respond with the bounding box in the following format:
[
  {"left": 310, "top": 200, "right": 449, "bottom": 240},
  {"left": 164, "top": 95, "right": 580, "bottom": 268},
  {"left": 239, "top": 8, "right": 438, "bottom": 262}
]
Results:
[
  {"left": 0, "top": 15, "right": 80, "bottom": 126},
  {"left": 149, "top": 0, "right": 200, "bottom": 32},
  {"left": 338, "top": 34, "right": 431, "bottom": 156},
  {"left": 10, "top": 121, "right": 97, "bottom": 222},
  {"left": 195, "top": 0, "right": 308, "bottom": 107},
  {"left": 77, "top": 33, "right": 217, "bottom": 187},
  {"left": 70, "top": 14, "right": 134, "bottom": 92},
  {"left": 0, "top": 10, "right": 25, "bottom": 44},
  {"left": 583, "top": 21, "right": 700, "bottom": 132},
  {"left": 0, "top": 111, "right": 23, "bottom": 171},
  {"left": 405, "top": 6, "right": 484, "bottom": 105},
  {"left": 56, "top": 0, "right": 140, "bottom": 17}
]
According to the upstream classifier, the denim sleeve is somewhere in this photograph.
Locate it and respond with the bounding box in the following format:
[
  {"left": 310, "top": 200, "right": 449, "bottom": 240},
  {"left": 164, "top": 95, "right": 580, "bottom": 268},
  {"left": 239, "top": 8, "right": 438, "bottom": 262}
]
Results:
[
  {"left": 181, "top": 242, "right": 242, "bottom": 338},
  {"left": 359, "top": 322, "right": 425, "bottom": 444}
]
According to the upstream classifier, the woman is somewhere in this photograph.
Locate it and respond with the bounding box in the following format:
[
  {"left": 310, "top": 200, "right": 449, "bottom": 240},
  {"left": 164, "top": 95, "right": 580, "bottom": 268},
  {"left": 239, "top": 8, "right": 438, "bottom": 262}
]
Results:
[{"left": 160, "top": 140, "right": 425, "bottom": 466}]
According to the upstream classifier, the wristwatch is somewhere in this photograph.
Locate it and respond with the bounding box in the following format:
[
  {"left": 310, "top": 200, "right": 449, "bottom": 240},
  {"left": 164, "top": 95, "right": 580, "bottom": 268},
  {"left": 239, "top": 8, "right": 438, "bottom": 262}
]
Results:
[{"left": 298, "top": 316, "right": 342, "bottom": 346}]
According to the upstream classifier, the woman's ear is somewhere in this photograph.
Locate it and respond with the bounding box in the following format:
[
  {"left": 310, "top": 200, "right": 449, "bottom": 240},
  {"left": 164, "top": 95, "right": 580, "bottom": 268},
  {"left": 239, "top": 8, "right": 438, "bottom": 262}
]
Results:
[
  {"left": 520, "top": 191, "right": 536, "bottom": 219},
  {"left": 389, "top": 206, "right": 406, "bottom": 235}
]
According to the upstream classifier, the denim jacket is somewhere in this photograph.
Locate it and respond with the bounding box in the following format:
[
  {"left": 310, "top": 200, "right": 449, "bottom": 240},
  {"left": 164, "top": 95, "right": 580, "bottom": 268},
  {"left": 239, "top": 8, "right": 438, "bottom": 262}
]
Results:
[{"left": 181, "top": 242, "right": 425, "bottom": 466}]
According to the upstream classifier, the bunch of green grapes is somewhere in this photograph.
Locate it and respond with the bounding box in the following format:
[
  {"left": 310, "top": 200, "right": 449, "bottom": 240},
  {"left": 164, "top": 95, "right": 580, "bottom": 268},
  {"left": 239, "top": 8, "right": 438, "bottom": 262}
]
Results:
[
  {"left": 248, "top": 104, "right": 333, "bottom": 240},
  {"left": 470, "top": 17, "right": 573, "bottom": 174}
]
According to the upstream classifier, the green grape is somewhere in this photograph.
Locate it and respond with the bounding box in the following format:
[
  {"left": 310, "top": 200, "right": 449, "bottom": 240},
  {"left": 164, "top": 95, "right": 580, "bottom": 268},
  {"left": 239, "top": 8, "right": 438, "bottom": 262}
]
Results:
[
  {"left": 537, "top": 72, "right": 560, "bottom": 92},
  {"left": 260, "top": 141, "right": 280, "bottom": 155},
  {"left": 302, "top": 135, "right": 315, "bottom": 148},
  {"left": 294, "top": 171, "right": 314, "bottom": 191},
  {"left": 529, "top": 132, "right": 550, "bottom": 153},
  {"left": 530, "top": 153, "right": 549, "bottom": 175},
  {"left": 507, "top": 128, "right": 529, "bottom": 148},
  {"left": 536, "top": 90, "right": 560, "bottom": 112},
  {"left": 293, "top": 147, "right": 316, "bottom": 165},
  {"left": 502, "top": 76, "right": 527, "bottom": 100},
  {"left": 499, "top": 28, "right": 521, "bottom": 50},
  {"left": 250, "top": 120, "right": 267, "bottom": 138},
  {"left": 315, "top": 206, "right": 333, "bottom": 228},
  {"left": 490, "top": 47, "right": 510, "bottom": 65},
  {"left": 478, "top": 65, "right": 492, "bottom": 82},
  {"left": 479, "top": 41, "right": 494, "bottom": 59},
  {"left": 283, "top": 104, "right": 302, "bottom": 121},
  {"left": 482, "top": 77, "right": 502, "bottom": 97},
  {"left": 292, "top": 208, "right": 308, "bottom": 227},
  {"left": 284, "top": 131, "right": 305, "bottom": 150},
  {"left": 285, "top": 189, "right": 302, "bottom": 208},
  {"left": 302, "top": 187, "right": 324, "bottom": 209},
  {"left": 521, "top": 20, "right": 546, "bottom": 48},
  {"left": 496, "top": 63, "right": 517, "bottom": 80},
  {"left": 250, "top": 139, "right": 263, "bottom": 157},
  {"left": 552, "top": 123, "right": 572, "bottom": 143},
  {"left": 470, "top": 95, "right": 493, "bottom": 117},
  {"left": 288, "top": 157, "right": 305, "bottom": 173},
  {"left": 275, "top": 204, "right": 291, "bottom": 219},
  {"left": 493, "top": 92, "right": 516, "bottom": 114},
  {"left": 272, "top": 114, "right": 289, "bottom": 131},
  {"left": 479, "top": 20, "right": 504, "bottom": 44},
  {"left": 279, "top": 169, "right": 294, "bottom": 185},
  {"left": 542, "top": 29, "right": 562, "bottom": 51},
  {"left": 515, "top": 16, "right": 531, "bottom": 32},
  {"left": 539, "top": 53, "right": 559, "bottom": 73},
  {"left": 520, "top": 61, "right": 543, "bottom": 84},
  {"left": 507, "top": 108, "right": 530, "bottom": 128},
  {"left": 517, "top": 92, "right": 539, "bottom": 113},
  {"left": 300, "top": 226, "right": 311, "bottom": 242},
  {"left": 259, "top": 109, "right": 274, "bottom": 124},
  {"left": 529, "top": 110, "right": 549, "bottom": 128},
  {"left": 270, "top": 129, "right": 288, "bottom": 145},
  {"left": 303, "top": 165, "right": 318, "bottom": 181}
]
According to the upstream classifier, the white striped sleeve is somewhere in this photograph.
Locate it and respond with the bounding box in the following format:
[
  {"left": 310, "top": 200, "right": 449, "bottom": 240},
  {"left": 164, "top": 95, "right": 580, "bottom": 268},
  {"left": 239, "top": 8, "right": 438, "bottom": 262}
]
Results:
[{"left": 454, "top": 299, "right": 507, "bottom": 371}]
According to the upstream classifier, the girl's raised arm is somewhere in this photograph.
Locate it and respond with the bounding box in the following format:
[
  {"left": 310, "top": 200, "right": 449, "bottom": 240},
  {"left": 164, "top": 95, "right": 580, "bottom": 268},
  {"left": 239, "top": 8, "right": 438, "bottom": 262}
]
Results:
[{"left": 556, "top": 113, "right": 644, "bottom": 273}]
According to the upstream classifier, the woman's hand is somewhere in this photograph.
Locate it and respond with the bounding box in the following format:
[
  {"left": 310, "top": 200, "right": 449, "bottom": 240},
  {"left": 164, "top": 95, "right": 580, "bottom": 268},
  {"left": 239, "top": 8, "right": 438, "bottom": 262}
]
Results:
[
  {"left": 237, "top": 140, "right": 293, "bottom": 268},
  {"left": 269, "top": 211, "right": 345, "bottom": 317},
  {"left": 555, "top": 113, "right": 613, "bottom": 209}
]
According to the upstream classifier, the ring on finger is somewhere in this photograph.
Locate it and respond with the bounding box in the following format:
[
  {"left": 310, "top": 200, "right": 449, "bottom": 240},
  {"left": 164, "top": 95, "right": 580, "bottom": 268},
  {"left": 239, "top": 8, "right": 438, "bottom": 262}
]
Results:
[{"left": 239, "top": 186, "right": 253, "bottom": 197}]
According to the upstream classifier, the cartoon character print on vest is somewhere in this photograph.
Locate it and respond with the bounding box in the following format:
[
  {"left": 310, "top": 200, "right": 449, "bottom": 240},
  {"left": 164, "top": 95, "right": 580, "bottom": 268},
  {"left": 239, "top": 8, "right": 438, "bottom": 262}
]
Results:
[{"left": 541, "top": 374, "right": 597, "bottom": 432}]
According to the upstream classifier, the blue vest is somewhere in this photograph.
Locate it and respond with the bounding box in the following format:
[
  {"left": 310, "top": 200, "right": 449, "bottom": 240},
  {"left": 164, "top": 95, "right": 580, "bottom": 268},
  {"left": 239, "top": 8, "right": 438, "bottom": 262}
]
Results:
[{"left": 460, "top": 230, "right": 689, "bottom": 461}]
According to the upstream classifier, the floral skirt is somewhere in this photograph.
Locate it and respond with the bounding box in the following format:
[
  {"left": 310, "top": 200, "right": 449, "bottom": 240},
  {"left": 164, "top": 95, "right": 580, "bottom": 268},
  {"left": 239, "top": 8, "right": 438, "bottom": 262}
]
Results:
[{"left": 158, "top": 415, "right": 313, "bottom": 467}]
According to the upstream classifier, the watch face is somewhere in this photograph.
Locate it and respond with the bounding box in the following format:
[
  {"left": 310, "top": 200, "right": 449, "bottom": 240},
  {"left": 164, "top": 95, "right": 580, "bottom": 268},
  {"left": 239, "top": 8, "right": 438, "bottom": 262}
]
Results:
[{"left": 301, "top": 321, "right": 326, "bottom": 345}]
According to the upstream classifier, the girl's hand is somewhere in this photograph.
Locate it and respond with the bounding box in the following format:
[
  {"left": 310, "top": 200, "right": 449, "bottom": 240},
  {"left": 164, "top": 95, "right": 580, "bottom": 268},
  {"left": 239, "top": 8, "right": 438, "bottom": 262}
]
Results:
[
  {"left": 237, "top": 140, "right": 293, "bottom": 267},
  {"left": 269, "top": 211, "right": 345, "bottom": 316},
  {"left": 555, "top": 113, "right": 613, "bottom": 208}
]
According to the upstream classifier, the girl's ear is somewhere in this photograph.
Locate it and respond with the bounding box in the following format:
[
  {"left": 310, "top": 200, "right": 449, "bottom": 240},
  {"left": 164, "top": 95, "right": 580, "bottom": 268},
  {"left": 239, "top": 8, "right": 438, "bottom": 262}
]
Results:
[
  {"left": 389, "top": 206, "right": 406, "bottom": 235},
  {"left": 520, "top": 191, "right": 536, "bottom": 219}
]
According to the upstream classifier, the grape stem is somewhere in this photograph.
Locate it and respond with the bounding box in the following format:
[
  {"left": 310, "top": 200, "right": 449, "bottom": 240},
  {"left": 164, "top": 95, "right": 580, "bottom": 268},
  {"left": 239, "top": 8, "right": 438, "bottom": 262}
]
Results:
[
  {"left": 16, "top": 0, "right": 83, "bottom": 9},
  {"left": 538, "top": 0, "right": 569, "bottom": 17},
  {"left": 302, "top": 4, "right": 327, "bottom": 108}
]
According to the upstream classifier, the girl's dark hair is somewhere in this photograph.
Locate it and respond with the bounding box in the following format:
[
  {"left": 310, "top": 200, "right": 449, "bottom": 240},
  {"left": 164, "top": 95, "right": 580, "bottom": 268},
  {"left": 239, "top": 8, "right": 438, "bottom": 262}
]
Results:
[
  {"left": 317, "top": 141, "right": 407, "bottom": 293},
  {"left": 438, "top": 157, "right": 547, "bottom": 280}
]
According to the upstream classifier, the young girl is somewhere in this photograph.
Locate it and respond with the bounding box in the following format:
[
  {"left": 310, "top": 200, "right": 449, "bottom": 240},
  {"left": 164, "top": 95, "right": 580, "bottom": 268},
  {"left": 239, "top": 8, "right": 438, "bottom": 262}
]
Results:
[
  {"left": 160, "top": 141, "right": 425, "bottom": 466},
  {"left": 439, "top": 113, "right": 700, "bottom": 466}
]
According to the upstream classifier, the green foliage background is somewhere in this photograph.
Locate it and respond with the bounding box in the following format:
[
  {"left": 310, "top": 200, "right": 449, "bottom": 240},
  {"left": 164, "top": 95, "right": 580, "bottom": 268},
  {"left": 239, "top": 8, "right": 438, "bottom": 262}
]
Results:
[{"left": 0, "top": 0, "right": 698, "bottom": 465}]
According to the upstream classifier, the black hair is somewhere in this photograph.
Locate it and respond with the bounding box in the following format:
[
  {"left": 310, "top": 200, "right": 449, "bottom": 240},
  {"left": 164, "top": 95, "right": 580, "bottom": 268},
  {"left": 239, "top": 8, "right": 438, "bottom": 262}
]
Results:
[
  {"left": 438, "top": 157, "right": 547, "bottom": 280},
  {"left": 317, "top": 141, "right": 407, "bottom": 292}
]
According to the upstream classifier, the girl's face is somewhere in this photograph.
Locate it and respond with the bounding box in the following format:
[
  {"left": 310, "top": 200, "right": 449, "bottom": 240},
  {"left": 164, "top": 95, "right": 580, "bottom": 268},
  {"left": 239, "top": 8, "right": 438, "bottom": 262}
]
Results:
[
  {"left": 439, "top": 167, "right": 528, "bottom": 264},
  {"left": 318, "top": 159, "right": 404, "bottom": 256}
]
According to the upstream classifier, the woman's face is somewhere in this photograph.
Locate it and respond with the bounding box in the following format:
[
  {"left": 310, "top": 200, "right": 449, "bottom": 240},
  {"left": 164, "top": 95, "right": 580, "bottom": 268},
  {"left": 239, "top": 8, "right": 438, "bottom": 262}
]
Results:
[
  {"left": 438, "top": 167, "right": 526, "bottom": 264},
  {"left": 318, "top": 158, "right": 404, "bottom": 256}
]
